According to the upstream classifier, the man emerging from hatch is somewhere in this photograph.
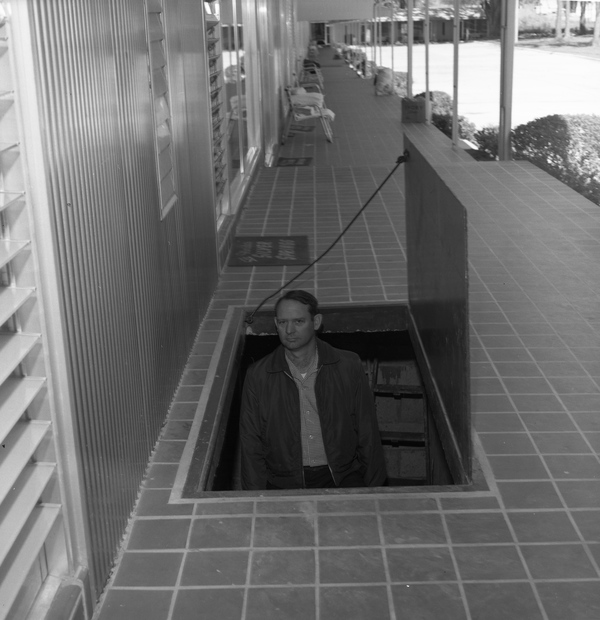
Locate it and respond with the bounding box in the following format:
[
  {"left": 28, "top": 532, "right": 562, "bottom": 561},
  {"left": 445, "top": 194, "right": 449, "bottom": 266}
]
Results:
[{"left": 240, "top": 290, "right": 387, "bottom": 490}]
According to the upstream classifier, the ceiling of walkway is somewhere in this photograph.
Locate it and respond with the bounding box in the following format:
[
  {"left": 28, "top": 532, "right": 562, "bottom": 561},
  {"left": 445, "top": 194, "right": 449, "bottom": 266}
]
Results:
[{"left": 297, "top": 0, "right": 373, "bottom": 21}]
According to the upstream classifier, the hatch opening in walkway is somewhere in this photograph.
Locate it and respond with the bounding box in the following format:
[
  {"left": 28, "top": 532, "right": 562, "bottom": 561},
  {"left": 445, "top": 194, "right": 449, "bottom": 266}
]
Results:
[{"left": 176, "top": 303, "right": 481, "bottom": 500}]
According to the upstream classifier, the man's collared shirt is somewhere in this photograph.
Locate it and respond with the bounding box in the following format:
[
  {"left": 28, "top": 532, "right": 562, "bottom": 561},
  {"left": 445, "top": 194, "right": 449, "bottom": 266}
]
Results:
[{"left": 286, "top": 351, "right": 328, "bottom": 467}]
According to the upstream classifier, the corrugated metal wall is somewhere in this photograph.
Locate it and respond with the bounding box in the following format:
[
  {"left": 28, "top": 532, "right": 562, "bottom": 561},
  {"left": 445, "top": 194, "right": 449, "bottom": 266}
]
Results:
[{"left": 29, "top": 0, "right": 218, "bottom": 595}]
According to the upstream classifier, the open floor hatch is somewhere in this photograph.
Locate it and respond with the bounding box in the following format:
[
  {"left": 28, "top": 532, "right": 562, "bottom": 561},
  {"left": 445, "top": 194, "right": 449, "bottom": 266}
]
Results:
[{"left": 174, "top": 304, "right": 481, "bottom": 500}]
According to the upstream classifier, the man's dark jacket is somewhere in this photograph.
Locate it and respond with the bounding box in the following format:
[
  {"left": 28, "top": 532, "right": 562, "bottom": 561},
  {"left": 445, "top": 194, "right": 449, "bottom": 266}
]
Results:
[{"left": 239, "top": 339, "right": 387, "bottom": 490}]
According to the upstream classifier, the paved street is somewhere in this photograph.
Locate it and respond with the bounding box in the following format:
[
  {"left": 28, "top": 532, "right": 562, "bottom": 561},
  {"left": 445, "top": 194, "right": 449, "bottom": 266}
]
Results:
[{"left": 374, "top": 40, "right": 600, "bottom": 128}]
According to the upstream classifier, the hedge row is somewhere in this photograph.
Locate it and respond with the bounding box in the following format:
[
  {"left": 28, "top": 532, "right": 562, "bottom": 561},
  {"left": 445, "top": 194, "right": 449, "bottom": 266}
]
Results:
[
  {"left": 414, "top": 91, "right": 477, "bottom": 141},
  {"left": 410, "top": 91, "right": 600, "bottom": 207},
  {"left": 475, "top": 115, "right": 600, "bottom": 207}
]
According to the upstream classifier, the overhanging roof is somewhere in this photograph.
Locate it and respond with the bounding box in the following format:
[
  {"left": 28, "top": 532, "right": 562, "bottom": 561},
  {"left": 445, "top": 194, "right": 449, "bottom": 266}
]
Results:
[{"left": 296, "top": 0, "right": 374, "bottom": 22}]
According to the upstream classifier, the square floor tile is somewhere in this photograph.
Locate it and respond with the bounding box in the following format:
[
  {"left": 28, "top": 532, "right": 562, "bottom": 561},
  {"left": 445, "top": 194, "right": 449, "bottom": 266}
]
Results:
[
  {"left": 507, "top": 510, "right": 580, "bottom": 543},
  {"left": 391, "top": 583, "right": 467, "bottom": 620},
  {"left": 180, "top": 550, "right": 249, "bottom": 586},
  {"left": 536, "top": 581, "right": 600, "bottom": 620},
  {"left": 471, "top": 394, "right": 515, "bottom": 413},
  {"left": 151, "top": 440, "right": 186, "bottom": 463},
  {"left": 454, "top": 545, "right": 527, "bottom": 581},
  {"left": 317, "top": 514, "right": 381, "bottom": 546},
  {"left": 135, "top": 490, "right": 194, "bottom": 517},
  {"left": 169, "top": 402, "right": 198, "bottom": 419},
  {"left": 502, "top": 377, "right": 553, "bottom": 394},
  {"left": 316, "top": 498, "right": 377, "bottom": 513},
  {"left": 479, "top": 433, "right": 535, "bottom": 455},
  {"left": 497, "top": 481, "right": 563, "bottom": 509},
  {"left": 571, "top": 510, "right": 600, "bottom": 541},
  {"left": 96, "top": 590, "right": 173, "bottom": 620},
  {"left": 143, "top": 463, "right": 180, "bottom": 489},
  {"left": 251, "top": 549, "right": 315, "bottom": 585},
  {"left": 572, "top": 413, "right": 600, "bottom": 431},
  {"left": 487, "top": 455, "right": 549, "bottom": 480},
  {"left": 386, "top": 546, "right": 456, "bottom": 582},
  {"left": 181, "top": 369, "right": 208, "bottom": 386},
  {"left": 175, "top": 385, "right": 203, "bottom": 402},
  {"left": 547, "top": 376, "right": 600, "bottom": 394},
  {"left": 172, "top": 588, "right": 244, "bottom": 620},
  {"left": 556, "top": 480, "right": 600, "bottom": 508},
  {"left": 194, "top": 502, "right": 254, "bottom": 516},
  {"left": 113, "top": 551, "right": 183, "bottom": 587},
  {"left": 520, "top": 543, "right": 598, "bottom": 579},
  {"left": 444, "top": 512, "right": 513, "bottom": 544},
  {"left": 160, "top": 420, "right": 193, "bottom": 440},
  {"left": 320, "top": 586, "right": 390, "bottom": 620},
  {"left": 245, "top": 586, "right": 315, "bottom": 620},
  {"left": 543, "top": 454, "right": 600, "bottom": 479},
  {"left": 473, "top": 413, "right": 525, "bottom": 432},
  {"left": 378, "top": 497, "right": 438, "bottom": 512},
  {"left": 561, "top": 394, "right": 600, "bottom": 412},
  {"left": 256, "top": 500, "right": 318, "bottom": 515},
  {"left": 380, "top": 513, "right": 447, "bottom": 545},
  {"left": 188, "top": 517, "right": 252, "bottom": 549},
  {"left": 471, "top": 377, "right": 506, "bottom": 394},
  {"left": 439, "top": 496, "right": 500, "bottom": 511},
  {"left": 463, "top": 583, "right": 544, "bottom": 620},
  {"left": 253, "top": 516, "right": 316, "bottom": 547},
  {"left": 520, "top": 413, "right": 577, "bottom": 432},
  {"left": 493, "top": 361, "right": 543, "bottom": 378},
  {"left": 511, "top": 393, "right": 564, "bottom": 412},
  {"left": 530, "top": 432, "right": 592, "bottom": 454},
  {"left": 586, "top": 432, "right": 600, "bottom": 452},
  {"left": 319, "top": 548, "right": 385, "bottom": 584},
  {"left": 127, "top": 519, "right": 191, "bottom": 550}
]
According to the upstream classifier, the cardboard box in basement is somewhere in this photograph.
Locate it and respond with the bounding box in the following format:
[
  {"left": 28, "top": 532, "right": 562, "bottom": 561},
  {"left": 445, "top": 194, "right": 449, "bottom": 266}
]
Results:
[{"left": 401, "top": 97, "right": 426, "bottom": 123}]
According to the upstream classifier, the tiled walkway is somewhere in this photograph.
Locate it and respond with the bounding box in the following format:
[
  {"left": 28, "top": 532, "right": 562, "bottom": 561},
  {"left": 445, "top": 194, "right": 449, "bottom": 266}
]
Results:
[{"left": 93, "top": 50, "right": 600, "bottom": 620}]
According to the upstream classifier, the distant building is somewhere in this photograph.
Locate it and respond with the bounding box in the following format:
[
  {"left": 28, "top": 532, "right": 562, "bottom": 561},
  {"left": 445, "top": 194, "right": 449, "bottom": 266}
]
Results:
[{"left": 370, "top": 7, "right": 487, "bottom": 44}]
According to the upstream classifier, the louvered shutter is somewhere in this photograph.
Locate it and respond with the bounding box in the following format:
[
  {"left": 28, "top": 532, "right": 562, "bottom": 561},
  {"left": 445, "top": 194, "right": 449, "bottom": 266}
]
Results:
[
  {"left": 146, "top": 0, "right": 178, "bottom": 218},
  {"left": 0, "top": 15, "right": 64, "bottom": 620}
]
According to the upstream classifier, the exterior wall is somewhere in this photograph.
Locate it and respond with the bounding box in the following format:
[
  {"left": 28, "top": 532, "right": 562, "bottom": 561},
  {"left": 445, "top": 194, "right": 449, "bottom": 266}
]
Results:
[
  {"left": 4, "top": 0, "right": 302, "bottom": 615},
  {"left": 404, "top": 128, "right": 472, "bottom": 485},
  {"left": 254, "top": 0, "right": 299, "bottom": 166},
  {"left": 23, "top": 0, "right": 219, "bottom": 605}
]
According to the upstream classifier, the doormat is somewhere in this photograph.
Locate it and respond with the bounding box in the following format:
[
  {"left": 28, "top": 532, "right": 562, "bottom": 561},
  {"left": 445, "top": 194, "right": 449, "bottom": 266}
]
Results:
[
  {"left": 229, "top": 235, "right": 310, "bottom": 266},
  {"left": 290, "top": 125, "right": 315, "bottom": 132},
  {"left": 277, "top": 157, "right": 313, "bottom": 167}
]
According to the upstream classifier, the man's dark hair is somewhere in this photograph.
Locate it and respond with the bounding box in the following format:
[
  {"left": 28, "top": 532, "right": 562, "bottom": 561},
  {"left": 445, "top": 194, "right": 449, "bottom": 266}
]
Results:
[{"left": 274, "top": 290, "right": 319, "bottom": 317}]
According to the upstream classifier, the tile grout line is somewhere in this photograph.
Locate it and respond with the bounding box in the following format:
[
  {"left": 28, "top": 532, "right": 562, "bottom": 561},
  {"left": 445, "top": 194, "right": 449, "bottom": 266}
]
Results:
[
  {"left": 314, "top": 501, "right": 320, "bottom": 620},
  {"left": 240, "top": 500, "right": 258, "bottom": 620},
  {"left": 350, "top": 168, "right": 387, "bottom": 301},
  {"left": 165, "top": 511, "right": 195, "bottom": 619},
  {"left": 487, "top": 481, "right": 553, "bottom": 620},
  {"left": 377, "top": 499, "right": 398, "bottom": 620},
  {"left": 438, "top": 497, "right": 473, "bottom": 620},
  {"left": 332, "top": 168, "right": 352, "bottom": 298}
]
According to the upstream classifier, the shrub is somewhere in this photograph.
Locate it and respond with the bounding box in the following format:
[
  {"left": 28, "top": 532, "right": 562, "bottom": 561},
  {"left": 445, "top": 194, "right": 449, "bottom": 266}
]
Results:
[
  {"left": 518, "top": 5, "right": 555, "bottom": 36},
  {"left": 413, "top": 91, "right": 477, "bottom": 141},
  {"left": 364, "top": 60, "right": 377, "bottom": 78},
  {"left": 474, "top": 125, "right": 500, "bottom": 159},
  {"left": 414, "top": 91, "right": 453, "bottom": 115},
  {"left": 512, "top": 114, "right": 600, "bottom": 206},
  {"left": 474, "top": 115, "right": 600, "bottom": 206},
  {"left": 430, "top": 113, "right": 478, "bottom": 142},
  {"left": 393, "top": 71, "right": 409, "bottom": 97}
]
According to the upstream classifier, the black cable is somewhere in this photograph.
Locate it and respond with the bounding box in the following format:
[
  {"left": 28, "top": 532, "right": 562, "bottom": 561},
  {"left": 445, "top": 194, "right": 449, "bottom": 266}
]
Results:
[{"left": 245, "top": 150, "right": 409, "bottom": 324}]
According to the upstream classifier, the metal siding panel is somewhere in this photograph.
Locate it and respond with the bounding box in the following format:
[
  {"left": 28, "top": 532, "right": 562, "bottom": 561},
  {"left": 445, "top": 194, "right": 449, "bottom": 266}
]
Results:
[{"left": 29, "top": 0, "right": 219, "bottom": 597}]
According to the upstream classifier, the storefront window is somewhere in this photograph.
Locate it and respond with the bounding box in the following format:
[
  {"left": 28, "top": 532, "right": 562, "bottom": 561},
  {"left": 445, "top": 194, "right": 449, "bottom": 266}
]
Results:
[{"left": 221, "top": 0, "right": 248, "bottom": 182}]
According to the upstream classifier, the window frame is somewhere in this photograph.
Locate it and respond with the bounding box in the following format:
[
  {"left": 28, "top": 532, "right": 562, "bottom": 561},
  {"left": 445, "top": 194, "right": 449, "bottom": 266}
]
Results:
[{"left": 145, "top": 0, "right": 179, "bottom": 220}]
